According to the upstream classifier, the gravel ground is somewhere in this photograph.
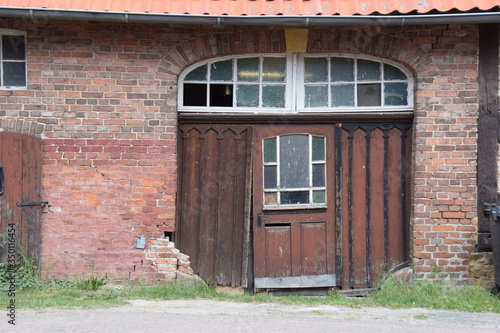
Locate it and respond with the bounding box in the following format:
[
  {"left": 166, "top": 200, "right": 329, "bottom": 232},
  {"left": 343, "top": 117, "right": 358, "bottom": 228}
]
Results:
[{"left": 1, "top": 299, "right": 500, "bottom": 332}]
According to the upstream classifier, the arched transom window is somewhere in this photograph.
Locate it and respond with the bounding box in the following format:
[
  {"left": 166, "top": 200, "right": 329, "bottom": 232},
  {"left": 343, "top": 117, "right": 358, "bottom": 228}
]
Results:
[{"left": 179, "top": 54, "right": 413, "bottom": 113}]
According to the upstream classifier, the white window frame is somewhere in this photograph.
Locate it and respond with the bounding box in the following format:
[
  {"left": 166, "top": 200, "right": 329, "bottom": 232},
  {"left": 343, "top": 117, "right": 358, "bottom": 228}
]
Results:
[
  {"left": 179, "top": 53, "right": 413, "bottom": 114},
  {"left": 0, "top": 29, "right": 27, "bottom": 90}
]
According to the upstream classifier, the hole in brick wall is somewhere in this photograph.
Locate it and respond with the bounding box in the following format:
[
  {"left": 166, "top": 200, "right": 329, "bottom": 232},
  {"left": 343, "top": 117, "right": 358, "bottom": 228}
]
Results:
[{"left": 164, "top": 231, "right": 173, "bottom": 239}]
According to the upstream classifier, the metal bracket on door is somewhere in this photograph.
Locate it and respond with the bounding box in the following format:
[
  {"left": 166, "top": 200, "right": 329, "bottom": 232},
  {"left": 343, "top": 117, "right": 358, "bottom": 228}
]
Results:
[
  {"left": 484, "top": 203, "right": 500, "bottom": 223},
  {"left": 17, "top": 201, "right": 49, "bottom": 207}
]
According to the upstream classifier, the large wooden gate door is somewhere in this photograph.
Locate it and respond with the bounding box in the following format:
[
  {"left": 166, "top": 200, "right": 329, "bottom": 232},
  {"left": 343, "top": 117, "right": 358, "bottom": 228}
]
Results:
[
  {"left": 0, "top": 132, "right": 43, "bottom": 264},
  {"left": 252, "top": 125, "right": 336, "bottom": 288},
  {"left": 176, "top": 124, "right": 253, "bottom": 287}
]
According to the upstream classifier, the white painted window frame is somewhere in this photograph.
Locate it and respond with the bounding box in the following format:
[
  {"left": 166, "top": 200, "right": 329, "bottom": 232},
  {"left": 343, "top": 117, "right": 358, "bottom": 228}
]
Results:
[
  {"left": 179, "top": 53, "right": 414, "bottom": 114},
  {"left": 0, "top": 29, "right": 27, "bottom": 91}
]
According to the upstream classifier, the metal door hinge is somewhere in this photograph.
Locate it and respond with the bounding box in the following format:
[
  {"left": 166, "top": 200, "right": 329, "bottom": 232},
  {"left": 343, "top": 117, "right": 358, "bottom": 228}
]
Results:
[{"left": 483, "top": 203, "right": 500, "bottom": 223}]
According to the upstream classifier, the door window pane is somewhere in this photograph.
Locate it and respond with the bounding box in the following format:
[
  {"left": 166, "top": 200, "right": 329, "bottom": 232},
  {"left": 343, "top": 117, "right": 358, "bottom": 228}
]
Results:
[
  {"left": 264, "top": 166, "right": 277, "bottom": 189},
  {"left": 265, "top": 192, "right": 278, "bottom": 205},
  {"left": 281, "top": 191, "right": 309, "bottom": 205},
  {"left": 262, "top": 85, "right": 285, "bottom": 108},
  {"left": 183, "top": 84, "right": 207, "bottom": 106},
  {"left": 304, "top": 57, "right": 327, "bottom": 82},
  {"left": 263, "top": 137, "right": 277, "bottom": 163},
  {"left": 280, "top": 135, "right": 309, "bottom": 189},
  {"left": 312, "top": 136, "right": 325, "bottom": 161},
  {"left": 211, "top": 60, "right": 233, "bottom": 81},
  {"left": 263, "top": 58, "right": 286, "bottom": 82},
  {"left": 209, "top": 84, "right": 233, "bottom": 107},
  {"left": 313, "top": 190, "right": 326, "bottom": 204},
  {"left": 312, "top": 164, "right": 325, "bottom": 187},
  {"left": 237, "top": 58, "right": 259, "bottom": 82},
  {"left": 236, "top": 85, "right": 259, "bottom": 107},
  {"left": 331, "top": 57, "right": 354, "bottom": 82},
  {"left": 305, "top": 85, "right": 327, "bottom": 107},
  {"left": 357, "top": 84, "right": 381, "bottom": 107}
]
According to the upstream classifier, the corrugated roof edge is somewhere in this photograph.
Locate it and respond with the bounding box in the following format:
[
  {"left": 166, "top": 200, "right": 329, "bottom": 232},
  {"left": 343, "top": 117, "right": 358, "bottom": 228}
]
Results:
[{"left": 1, "top": 7, "right": 500, "bottom": 26}]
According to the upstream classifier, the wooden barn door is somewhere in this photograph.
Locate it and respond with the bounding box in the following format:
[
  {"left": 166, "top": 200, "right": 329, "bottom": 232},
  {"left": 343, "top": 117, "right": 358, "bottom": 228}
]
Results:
[
  {"left": 0, "top": 132, "right": 43, "bottom": 265},
  {"left": 176, "top": 124, "right": 253, "bottom": 287},
  {"left": 252, "top": 125, "right": 336, "bottom": 288},
  {"left": 336, "top": 123, "right": 412, "bottom": 289}
]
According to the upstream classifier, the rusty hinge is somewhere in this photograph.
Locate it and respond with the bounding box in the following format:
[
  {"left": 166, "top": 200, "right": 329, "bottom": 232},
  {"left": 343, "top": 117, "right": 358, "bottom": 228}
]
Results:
[
  {"left": 483, "top": 203, "right": 500, "bottom": 223},
  {"left": 17, "top": 201, "right": 49, "bottom": 207}
]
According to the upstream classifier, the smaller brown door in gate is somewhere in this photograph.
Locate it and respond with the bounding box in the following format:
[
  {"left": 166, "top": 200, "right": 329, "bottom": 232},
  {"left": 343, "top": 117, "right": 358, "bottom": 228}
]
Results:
[
  {"left": 253, "top": 125, "right": 336, "bottom": 288},
  {"left": 0, "top": 132, "right": 43, "bottom": 264}
]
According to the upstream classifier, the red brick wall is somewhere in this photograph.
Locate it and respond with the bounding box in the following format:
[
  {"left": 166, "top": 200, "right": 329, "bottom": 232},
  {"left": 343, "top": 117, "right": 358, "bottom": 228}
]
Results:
[{"left": 0, "top": 19, "right": 479, "bottom": 283}]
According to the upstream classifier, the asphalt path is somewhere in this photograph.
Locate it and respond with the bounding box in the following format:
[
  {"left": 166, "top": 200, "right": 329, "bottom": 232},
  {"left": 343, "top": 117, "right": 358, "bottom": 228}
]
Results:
[{"left": 1, "top": 299, "right": 500, "bottom": 332}]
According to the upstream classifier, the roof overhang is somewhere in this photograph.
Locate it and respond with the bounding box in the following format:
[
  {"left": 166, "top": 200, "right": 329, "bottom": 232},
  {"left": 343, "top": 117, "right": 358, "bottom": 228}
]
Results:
[{"left": 2, "top": 7, "right": 500, "bottom": 26}]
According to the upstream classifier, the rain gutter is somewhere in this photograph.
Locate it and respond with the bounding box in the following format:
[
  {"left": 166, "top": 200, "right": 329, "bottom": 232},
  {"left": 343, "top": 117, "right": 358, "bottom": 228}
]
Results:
[{"left": 1, "top": 7, "right": 500, "bottom": 26}]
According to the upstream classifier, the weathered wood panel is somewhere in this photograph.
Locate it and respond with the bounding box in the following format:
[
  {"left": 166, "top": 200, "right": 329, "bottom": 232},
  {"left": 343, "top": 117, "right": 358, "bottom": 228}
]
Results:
[
  {"left": 176, "top": 124, "right": 252, "bottom": 287},
  {"left": 0, "top": 132, "right": 42, "bottom": 264},
  {"left": 337, "top": 123, "right": 412, "bottom": 289}
]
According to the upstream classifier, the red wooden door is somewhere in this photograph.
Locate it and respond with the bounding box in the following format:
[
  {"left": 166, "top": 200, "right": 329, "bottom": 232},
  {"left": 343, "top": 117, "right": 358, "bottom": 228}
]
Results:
[
  {"left": 0, "top": 132, "right": 43, "bottom": 264},
  {"left": 252, "top": 125, "right": 336, "bottom": 288}
]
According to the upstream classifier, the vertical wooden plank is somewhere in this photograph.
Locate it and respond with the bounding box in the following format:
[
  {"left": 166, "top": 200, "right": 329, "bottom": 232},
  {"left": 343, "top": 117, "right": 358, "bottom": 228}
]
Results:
[
  {"left": 239, "top": 127, "right": 253, "bottom": 288},
  {"left": 177, "top": 127, "right": 202, "bottom": 272},
  {"left": 352, "top": 128, "right": 368, "bottom": 288},
  {"left": 196, "top": 128, "right": 219, "bottom": 281},
  {"left": 341, "top": 127, "right": 351, "bottom": 288},
  {"left": 335, "top": 125, "right": 343, "bottom": 287},
  {"left": 388, "top": 127, "right": 404, "bottom": 267},
  {"left": 369, "top": 127, "right": 386, "bottom": 282}
]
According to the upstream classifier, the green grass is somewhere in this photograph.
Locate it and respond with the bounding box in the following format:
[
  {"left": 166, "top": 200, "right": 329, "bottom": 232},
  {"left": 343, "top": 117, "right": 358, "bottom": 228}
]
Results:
[{"left": 1, "top": 277, "right": 499, "bottom": 312}]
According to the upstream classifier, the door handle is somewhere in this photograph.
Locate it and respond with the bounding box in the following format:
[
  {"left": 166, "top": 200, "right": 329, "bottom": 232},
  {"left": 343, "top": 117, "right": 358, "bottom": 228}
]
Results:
[{"left": 257, "top": 213, "right": 262, "bottom": 228}]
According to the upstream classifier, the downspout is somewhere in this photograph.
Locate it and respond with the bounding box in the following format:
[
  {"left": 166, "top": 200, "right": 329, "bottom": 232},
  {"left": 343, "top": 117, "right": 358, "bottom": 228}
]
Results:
[{"left": 1, "top": 7, "right": 500, "bottom": 26}]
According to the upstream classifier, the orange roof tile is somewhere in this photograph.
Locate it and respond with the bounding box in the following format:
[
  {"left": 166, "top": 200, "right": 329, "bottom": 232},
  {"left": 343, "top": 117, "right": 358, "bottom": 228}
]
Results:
[{"left": 0, "top": 0, "right": 498, "bottom": 16}]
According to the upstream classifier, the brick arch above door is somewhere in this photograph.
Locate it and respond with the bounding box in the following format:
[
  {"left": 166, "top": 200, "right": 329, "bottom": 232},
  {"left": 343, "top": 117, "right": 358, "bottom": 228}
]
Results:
[
  {"left": 0, "top": 119, "right": 45, "bottom": 138},
  {"left": 158, "top": 27, "right": 430, "bottom": 82}
]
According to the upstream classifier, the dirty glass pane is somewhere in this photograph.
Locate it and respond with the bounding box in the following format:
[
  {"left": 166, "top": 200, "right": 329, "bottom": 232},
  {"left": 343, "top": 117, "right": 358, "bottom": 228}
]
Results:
[
  {"left": 313, "top": 190, "right": 326, "bottom": 204},
  {"left": 384, "top": 83, "right": 408, "bottom": 106},
  {"left": 2, "top": 36, "right": 25, "bottom": 60},
  {"left": 183, "top": 84, "right": 207, "bottom": 106},
  {"left": 210, "top": 60, "right": 233, "bottom": 81},
  {"left": 281, "top": 191, "right": 309, "bottom": 205},
  {"left": 264, "top": 166, "right": 277, "bottom": 189},
  {"left": 331, "top": 84, "right": 354, "bottom": 107},
  {"left": 264, "top": 192, "right": 278, "bottom": 205},
  {"left": 237, "top": 58, "right": 259, "bottom": 82},
  {"left": 357, "top": 84, "right": 381, "bottom": 107},
  {"left": 384, "top": 64, "right": 407, "bottom": 80},
  {"left": 262, "top": 85, "right": 285, "bottom": 108},
  {"left": 304, "top": 85, "right": 327, "bottom": 107},
  {"left": 3, "top": 62, "right": 26, "bottom": 86},
  {"left": 357, "top": 59, "right": 380, "bottom": 81},
  {"left": 312, "top": 136, "right": 325, "bottom": 161},
  {"left": 236, "top": 85, "right": 259, "bottom": 107},
  {"left": 263, "top": 137, "right": 277, "bottom": 163},
  {"left": 331, "top": 57, "right": 354, "bottom": 82},
  {"left": 280, "top": 135, "right": 309, "bottom": 189},
  {"left": 263, "top": 57, "right": 286, "bottom": 82},
  {"left": 304, "top": 57, "right": 327, "bottom": 82},
  {"left": 185, "top": 64, "right": 207, "bottom": 81},
  {"left": 312, "top": 164, "right": 325, "bottom": 187}
]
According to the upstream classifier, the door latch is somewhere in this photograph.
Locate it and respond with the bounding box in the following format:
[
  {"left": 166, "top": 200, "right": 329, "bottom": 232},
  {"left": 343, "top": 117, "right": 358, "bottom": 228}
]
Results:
[
  {"left": 484, "top": 203, "right": 500, "bottom": 223},
  {"left": 17, "top": 201, "right": 49, "bottom": 207}
]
